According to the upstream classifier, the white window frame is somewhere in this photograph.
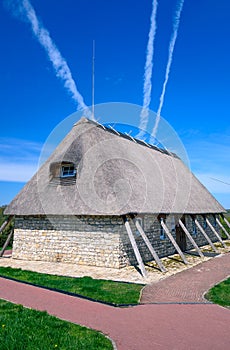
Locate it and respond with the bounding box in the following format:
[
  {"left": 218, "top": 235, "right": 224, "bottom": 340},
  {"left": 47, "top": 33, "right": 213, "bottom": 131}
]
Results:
[
  {"left": 213, "top": 214, "right": 217, "bottom": 227},
  {"left": 60, "top": 164, "right": 76, "bottom": 178},
  {"left": 171, "top": 216, "right": 176, "bottom": 233},
  {"left": 203, "top": 216, "right": 207, "bottom": 229},
  {"left": 135, "top": 217, "right": 143, "bottom": 236},
  {"left": 192, "top": 218, "right": 197, "bottom": 237},
  {"left": 160, "top": 217, "right": 166, "bottom": 240}
]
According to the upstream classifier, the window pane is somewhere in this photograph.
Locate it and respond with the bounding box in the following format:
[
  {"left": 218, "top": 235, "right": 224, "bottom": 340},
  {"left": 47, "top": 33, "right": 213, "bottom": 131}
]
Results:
[{"left": 61, "top": 164, "right": 76, "bottom": 177}]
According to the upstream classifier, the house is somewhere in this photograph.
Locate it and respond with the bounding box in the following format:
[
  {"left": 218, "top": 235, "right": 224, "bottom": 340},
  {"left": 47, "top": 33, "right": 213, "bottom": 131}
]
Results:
[{"left": 4, "top": 117, "right": 227, "bottom": 275}]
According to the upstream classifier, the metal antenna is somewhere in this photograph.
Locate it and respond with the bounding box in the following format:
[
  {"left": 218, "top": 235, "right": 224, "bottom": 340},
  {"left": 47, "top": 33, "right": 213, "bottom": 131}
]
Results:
[
  {"left": 210, "top": 177, "right": 230, "bottom": 186},
  {"left": 92, "top": 40, "right": 95, "bottom": 120}
]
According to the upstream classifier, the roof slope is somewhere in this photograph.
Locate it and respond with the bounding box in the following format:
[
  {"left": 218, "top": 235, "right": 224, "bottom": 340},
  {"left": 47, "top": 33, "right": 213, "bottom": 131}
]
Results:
[{"left": 5, "top": 117, "right": 225, "bottom": 215}]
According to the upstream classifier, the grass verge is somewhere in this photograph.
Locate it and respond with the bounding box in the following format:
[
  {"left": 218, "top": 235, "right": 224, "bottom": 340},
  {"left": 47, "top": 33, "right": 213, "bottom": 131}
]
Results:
[
  {"left": 0, "top": 299, "right": 113, "bottom": 350},
  {"left": 205, "top": 277, "right": 230, "bottom": 307},
  {"left": 0, "top": 267, "right": 143, "bottom": 305}
]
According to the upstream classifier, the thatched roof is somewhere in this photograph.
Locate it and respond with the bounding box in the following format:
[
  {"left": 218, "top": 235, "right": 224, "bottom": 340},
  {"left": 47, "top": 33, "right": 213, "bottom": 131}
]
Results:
[{"left": 5, "top": 117, "right": 225, "bottom": 216}]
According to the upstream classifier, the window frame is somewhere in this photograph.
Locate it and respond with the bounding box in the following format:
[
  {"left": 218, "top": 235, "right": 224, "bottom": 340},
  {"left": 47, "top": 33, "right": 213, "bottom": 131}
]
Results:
[
  {"left": 135, "top": 217, "right": 144, "bottom": 237},
  {"left": 213, "top": 214, "right": 217, "bottom": 227},
  {"left": 60, "top": 163, "right": 76, "bottom": 178},
  {"left": 160, "top": 217, "right": 166, "bottom": 240},
  {"left": 192, "top": 218, "right": 197, "bottom": 237},
  {"left": 203, "top": 216, "right": 207, "bottom": 229},
  {"left": 171, "top": 216, "right": 176, "bottom": 234}
]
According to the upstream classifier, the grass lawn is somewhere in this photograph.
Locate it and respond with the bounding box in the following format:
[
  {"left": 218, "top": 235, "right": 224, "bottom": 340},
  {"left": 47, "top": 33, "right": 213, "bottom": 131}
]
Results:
[
  {"left": 0, "top": 267, "right": 143, "bottom": 305},
  {"left": 205, "top": 277, "right": 230, "bottom": 307},
  {"left": 0, "top": 299, "right": 112, "bottom": 350}
]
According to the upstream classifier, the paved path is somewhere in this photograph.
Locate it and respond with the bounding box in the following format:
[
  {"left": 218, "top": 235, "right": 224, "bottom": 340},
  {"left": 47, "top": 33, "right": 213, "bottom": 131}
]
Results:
[
  {"left": 141, "top": 253, "right": 230, "bottom": 303},
  {"left": 0, "top": 254, "right": 230, "bottom": 350},
  {"left": 1, "top": 277, "right": 230, "bottom": 350},
  {"left": 0, "top": 254, "right": 230, "bottom": 349}
]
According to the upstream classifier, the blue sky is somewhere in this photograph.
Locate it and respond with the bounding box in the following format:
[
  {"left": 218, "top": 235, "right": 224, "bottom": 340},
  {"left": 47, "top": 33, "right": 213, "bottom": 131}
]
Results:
[{"left": 0, "top": 0, "right": 229, "bottom": 208}]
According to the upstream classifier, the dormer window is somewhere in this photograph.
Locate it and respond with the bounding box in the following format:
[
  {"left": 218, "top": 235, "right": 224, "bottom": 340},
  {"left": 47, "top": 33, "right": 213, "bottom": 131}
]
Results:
[
  {"left": 49, "top": 161, "right": 77, "bottom": 185},
  {"left": 60, "top": 164, "right": 76, "bottom": 178}
]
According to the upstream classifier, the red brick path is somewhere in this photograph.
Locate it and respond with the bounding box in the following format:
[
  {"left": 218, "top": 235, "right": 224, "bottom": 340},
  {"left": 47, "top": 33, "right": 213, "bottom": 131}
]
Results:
[
  {"left": 0, "top": 253, "right": 230, "bottom": 349},
  {"left": 141, "top": 253, "right": 230, "bottom": 303}
]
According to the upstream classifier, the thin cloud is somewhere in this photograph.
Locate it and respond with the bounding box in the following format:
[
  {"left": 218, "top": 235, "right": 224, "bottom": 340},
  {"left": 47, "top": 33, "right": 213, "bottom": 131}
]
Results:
[
  {"left": 0, "top": 162, "right": 37, "bottom": 182},
  {"left": 138, "top": 0, "right": 158, "bottom": 138},
  {"left": 185, "top": 136, "right": 230, "bottom": 171},
  {"left": 184, "top": 132, "right": 230, "bottom": 195},
  {"left": 0, "top": 137, "right": 41, "bottom": 182},
  {"left": 152, "top": 0, "right": 185, "bottom": 138},
  {"left": 0, "top": 137, "right": 42, "bottom": 155},
  {"left": 4, "top": 0, "right": 92, "bottom": 118}
]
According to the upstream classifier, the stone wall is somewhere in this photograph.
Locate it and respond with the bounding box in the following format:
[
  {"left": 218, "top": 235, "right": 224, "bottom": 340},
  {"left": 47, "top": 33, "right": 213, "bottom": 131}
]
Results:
[
  {"left": 13, "top": 215, "right": 126, "bottom": 268},
  {"left": 12, "top": 214, "right": 221, "bottom": 268}
]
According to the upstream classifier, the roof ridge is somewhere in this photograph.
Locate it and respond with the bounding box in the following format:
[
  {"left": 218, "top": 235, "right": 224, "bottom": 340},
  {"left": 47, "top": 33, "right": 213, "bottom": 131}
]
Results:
[{"left": 74, "top": 116, "right": 178, "bottom": 158}]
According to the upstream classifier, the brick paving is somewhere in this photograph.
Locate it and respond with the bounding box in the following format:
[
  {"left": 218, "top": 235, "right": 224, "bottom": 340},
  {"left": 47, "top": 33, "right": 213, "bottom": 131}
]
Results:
[
  {"left": 141, "top": 253, "right": 230, "bottom": 303},
  {"left": 1, "top": 277, "right": 230, "bottom": 350},
  {"left": 1, "top": 252, "right": 230, "bottom": 349}
]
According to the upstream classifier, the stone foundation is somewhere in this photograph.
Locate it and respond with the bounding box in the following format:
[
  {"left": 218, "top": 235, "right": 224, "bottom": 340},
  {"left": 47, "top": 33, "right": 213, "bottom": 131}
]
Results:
[{"left": 12, "top": 214, "right": 220, "bottom": 268}]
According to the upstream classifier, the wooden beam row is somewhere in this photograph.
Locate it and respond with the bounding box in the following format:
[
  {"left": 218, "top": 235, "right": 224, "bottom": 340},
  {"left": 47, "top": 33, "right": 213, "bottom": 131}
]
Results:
[
  {"left": 123, "top": 213, "right": 229, "bottom": 278},
  {"left": 194, "top": 218, "right": 218, "bottom": 253},
  {"left": 216, "top": 217, "right": 230, "bottom": 239},
  {"left": 123, "top": 216, "right": 147, "bottom": 278},
  {"left": 134, "top": 218, "right": 167, "bottom": 273},
  {"left": 179, "top": 219, "right": 204, "bottom": 258},
  {"left": 206, "top": 218, "right": 226, "bottom": 248},
  {"left": 160, "top": 219, "right": 188, "bottom": 264}
]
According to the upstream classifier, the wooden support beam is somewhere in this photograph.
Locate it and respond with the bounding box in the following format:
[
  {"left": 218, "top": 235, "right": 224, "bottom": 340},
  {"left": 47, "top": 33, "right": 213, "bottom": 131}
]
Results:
[
  {"left": 179, "top": 219, "right": 204, "bottom": 258},
  {"left": 0, "top": 216, "right": 13, "bottom": 235},
  {"left": 123, "top": 216, "right": 147, "bottom": 278},
  {"left": 0, "top": 229, "right": 13, "bottom": 257},
  {"left": 216, "top": 217, "right": 230, "bottom": 240},
  {"left": 160, "top": 220, "right": 188, "bottom": 264},
  {"left": 223, "top": 216, "right": 230, "bottom": 230},
  {"left": 194, "top": 218, "right": 218, "bottom": 253},
  {"left": 206, "top": 218, "right": 227, "bottom": 248},
  {"left": 0, "top": 221, "right": 8, "bottom": 234},
  {"left": 133, "top": 219, "right": 167, "bottom": 273}
]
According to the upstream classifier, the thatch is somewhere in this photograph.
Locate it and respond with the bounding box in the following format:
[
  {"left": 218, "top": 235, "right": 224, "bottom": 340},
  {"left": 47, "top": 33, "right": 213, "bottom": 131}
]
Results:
[{"left": 5, "top": 117, "right": 225, "bottom": 216}]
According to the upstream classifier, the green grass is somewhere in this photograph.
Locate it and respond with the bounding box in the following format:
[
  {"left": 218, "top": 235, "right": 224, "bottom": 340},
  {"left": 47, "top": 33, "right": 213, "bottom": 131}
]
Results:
[
  {"left": 205, "top": 277, "right": 230, "bottom": 307},
  {"left": 0, "top": 267, "right": 143, "bottom": 305},
  {"left": 0, "top": 299, "right": 112, "bottom": 350}
]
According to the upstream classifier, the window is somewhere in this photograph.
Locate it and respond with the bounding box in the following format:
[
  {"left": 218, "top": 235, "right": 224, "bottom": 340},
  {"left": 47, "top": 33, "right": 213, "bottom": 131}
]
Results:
[
  {"left": 135, "top": 217, "right": 143, "bottom": 236},
  {"left": 213, "top": 215, "right": 217, "bottom": 227},
  {"left": 61, "top": 164, "right": 76, "bottom": 178},
  {"left": 171, "top": 216, "right": 176, "bottom": 233},
  {"left": 192, "top": 218, "right": 197, "bottom": 237},
  {"left": 160, "top": 217, "right": 166, "bottom": 240},
  {"left": 203, "top": 216, "right": 207, "bottom": 229}
]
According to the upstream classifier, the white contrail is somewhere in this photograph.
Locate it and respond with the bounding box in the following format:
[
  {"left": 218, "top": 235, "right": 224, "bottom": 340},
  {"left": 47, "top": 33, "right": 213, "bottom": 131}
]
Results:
[
  {"left": 138, "top": 0, "right": 158, "bottom": 138},
  {"left": 152, "top": 0, "right": 185, "bottom": 138},
  {"left": 5, "top": 0, "right": 92, "bottom": 118}
]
